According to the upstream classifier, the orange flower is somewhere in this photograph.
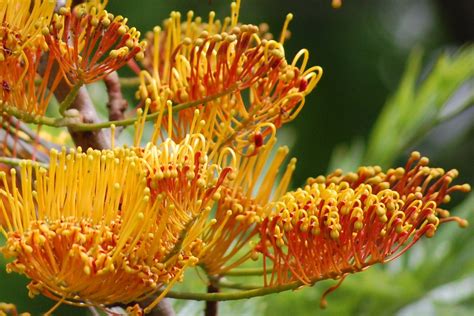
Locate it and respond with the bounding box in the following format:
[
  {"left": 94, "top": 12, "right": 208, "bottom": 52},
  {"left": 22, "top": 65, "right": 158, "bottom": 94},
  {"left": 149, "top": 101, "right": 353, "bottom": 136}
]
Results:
[
  {"left": 0, "top": 136, "right": 234, "bottom": 313},
  {"left": 258, "top": 152, "right": 470, "bottom": 289},
  {"left": 138, "top": 1, "right": 322, "bottom": 155},
  {"left": 44, "top": 4, "right": 145, "bottom": 85}
]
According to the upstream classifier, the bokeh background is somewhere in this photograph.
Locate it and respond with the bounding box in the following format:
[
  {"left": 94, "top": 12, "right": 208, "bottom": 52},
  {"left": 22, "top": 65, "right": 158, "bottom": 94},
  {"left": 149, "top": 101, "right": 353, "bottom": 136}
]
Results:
[{"left": 1, "top": 0, "right": 473, "bottom": 315}]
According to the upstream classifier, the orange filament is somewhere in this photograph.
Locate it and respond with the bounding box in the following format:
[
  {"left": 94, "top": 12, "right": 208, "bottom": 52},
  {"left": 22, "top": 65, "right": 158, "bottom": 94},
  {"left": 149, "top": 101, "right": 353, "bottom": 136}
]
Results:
[
  {"left": 44, "top": 4, "right": 145, "bottom": 85},
  {"left": 0, "top": 44, "right": 62, "bottom": 116}
]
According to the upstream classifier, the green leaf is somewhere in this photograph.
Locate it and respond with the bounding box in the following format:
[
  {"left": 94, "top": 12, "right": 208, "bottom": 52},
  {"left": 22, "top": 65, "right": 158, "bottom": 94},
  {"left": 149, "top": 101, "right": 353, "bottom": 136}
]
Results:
[{"left": 364, "top": 46, "right": 474, "bottom": 167}]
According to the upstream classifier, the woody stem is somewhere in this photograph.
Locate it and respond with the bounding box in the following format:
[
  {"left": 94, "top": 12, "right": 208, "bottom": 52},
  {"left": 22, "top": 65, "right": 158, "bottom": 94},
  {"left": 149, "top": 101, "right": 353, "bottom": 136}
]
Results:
[{"left": 205, "top": 279, "right": 220, "bottom": 316}]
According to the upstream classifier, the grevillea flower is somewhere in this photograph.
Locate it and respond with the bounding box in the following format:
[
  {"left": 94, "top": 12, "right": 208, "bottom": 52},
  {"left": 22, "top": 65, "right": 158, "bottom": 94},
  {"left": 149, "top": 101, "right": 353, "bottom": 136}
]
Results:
[
  {"left": 0, "top": 0, "right": 56, "bottom": 54},
  {"left": 258, "top": 152, "right": 470, "bottom": 295},
  {"left": 199, "top": 137, "right": 297, "bottom": 275},
  {"left": 138, "top": 0, "right": 322, "bottom": 155},
  {"left": 0, "top": 135, "right": 234, "bottom": 313},
  {"left": 43, "top": 3, "right": 145, "bottom": 85},
  {"left": 0, "top": 45, "right": 62, "bottom": 116}
]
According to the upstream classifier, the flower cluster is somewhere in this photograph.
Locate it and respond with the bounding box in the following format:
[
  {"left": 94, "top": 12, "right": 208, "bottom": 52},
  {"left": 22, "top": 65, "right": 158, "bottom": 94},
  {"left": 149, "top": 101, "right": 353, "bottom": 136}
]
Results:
[
  {"left": 0, "top": 0, "right": 145, "bottom": 117},
  {"left": 0, "top": 135, "right": 234, "bottom": 312},
  {"left": 0, "top": 0, "right": 470, "bottom": 314},
  {"left": 258, "top": 152, "right": 470, "bottom": 288},
  {"left": 137, "top": 1, "right": 322, "bottom": 155}
]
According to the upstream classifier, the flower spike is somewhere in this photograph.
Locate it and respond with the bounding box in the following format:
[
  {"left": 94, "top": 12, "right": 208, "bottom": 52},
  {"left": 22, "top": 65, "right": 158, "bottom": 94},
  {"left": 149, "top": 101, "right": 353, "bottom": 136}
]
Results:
[
  {"left": 44, "top": 4, "right": 145, "bottom": 85},
  {"left": 0, "top": 137, "right": 234, "bottom": 311},
  {"left": 258, "top": 152, "right": 470, "bottom": 292},
  {"left": 138, "top": 3, "right": 322, "bottom": 155}
]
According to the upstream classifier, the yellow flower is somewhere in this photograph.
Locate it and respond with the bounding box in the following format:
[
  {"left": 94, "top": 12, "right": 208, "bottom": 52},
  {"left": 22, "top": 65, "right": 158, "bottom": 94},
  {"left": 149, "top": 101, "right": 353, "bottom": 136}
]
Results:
[
  {"left": 137, "top": 0, "right": 322, "bottom": 155},
  {"left": 0, "top": 135, "right": 234, "bottom": 313},
  {"left": 258, "top": 152, "right": 470, "bottom": 296},
  {"left": 0, "top": 0, "right": 57, "bottom": 53}
]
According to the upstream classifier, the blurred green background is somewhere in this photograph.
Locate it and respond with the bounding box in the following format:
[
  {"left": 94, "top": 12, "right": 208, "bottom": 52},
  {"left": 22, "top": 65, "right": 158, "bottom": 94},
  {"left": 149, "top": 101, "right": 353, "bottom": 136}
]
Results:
[{"left": 2, "top": 0, "right": 473, "bottom": 315}]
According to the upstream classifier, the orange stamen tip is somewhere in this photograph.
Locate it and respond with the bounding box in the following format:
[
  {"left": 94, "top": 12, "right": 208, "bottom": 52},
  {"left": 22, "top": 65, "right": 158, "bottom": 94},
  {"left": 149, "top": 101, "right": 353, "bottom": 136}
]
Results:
[
  {"left": 458, "top": 219, "right": 469, "bottom": 228},
  {"left": 332, "top": 0, "right": 342, "bottom": 9},
  {"left": 425, "top": 226, "right": 436, "bottom": 238},
  {"left": 410, "top": 151, "right": 421, "bottom": 159},
  {"left": 320, "top": 298, "right": 328, "bottom": 309}
]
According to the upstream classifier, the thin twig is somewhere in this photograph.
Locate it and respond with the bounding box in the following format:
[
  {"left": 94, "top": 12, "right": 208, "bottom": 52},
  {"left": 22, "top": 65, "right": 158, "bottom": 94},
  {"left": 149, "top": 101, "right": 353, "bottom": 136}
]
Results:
[
  {"left": 70, "top": 84, "right": 239, "bottom": 132},
  {"left": 220, "top": 267, "right": 272, "bottom": 276},
  {"left": 163, "top": 281, "right": 306, "bottom": 301},
  {"left": 215, "top": 279, "right": 261, "bottom": 291},
  {"left": 158, "top": 263, "right": 376, "bottom": 302},
  {"left": 59, "top": 82, "right": 83, "bottom": 115},
  {"left": 37, "top": 48, "right": 111, "bottom": 150},
  {"left": 3, "top": 84, "right": 240, "bottom": 132}
]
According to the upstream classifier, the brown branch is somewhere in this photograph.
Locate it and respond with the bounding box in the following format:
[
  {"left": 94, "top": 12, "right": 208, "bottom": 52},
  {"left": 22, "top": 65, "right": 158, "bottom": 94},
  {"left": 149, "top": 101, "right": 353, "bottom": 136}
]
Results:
[
  {"left": 104, "top": 71, "right": 128, "bottom": 136},
  {"left": 55, "top": 82, "right": 111, "bottom": 150},
  {"left": 205, "top": 284, "right": 220, "bottom": 316}
]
